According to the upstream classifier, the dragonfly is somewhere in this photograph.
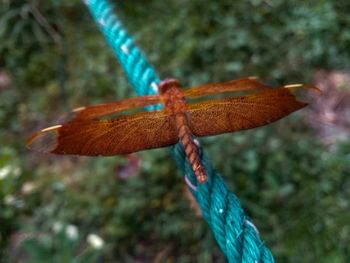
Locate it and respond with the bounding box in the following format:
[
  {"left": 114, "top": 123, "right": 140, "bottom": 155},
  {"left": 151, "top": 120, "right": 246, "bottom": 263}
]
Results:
[{"left": 27, "top": 77, "right": 318, "bottom": 183}]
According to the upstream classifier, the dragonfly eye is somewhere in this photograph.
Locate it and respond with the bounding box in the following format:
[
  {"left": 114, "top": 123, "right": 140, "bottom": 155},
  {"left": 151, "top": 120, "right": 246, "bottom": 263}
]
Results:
[{"left": 159, "top": 78, "right": 181, "bottom": 94}]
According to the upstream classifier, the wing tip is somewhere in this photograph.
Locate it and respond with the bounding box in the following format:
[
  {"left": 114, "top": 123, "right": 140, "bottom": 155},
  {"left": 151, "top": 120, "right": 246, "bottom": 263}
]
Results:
[
  {"left": 72, "top": 106, "right": 86, "bottom": 112},
  {"left": 284, "top": 83, "right": 321, "bottom": 106},
  {"left": 26, "top": 126, "right": 60, "bottom": 153},
  {"left": 284, "top": 83, "right": 321, "bottom": 94}
]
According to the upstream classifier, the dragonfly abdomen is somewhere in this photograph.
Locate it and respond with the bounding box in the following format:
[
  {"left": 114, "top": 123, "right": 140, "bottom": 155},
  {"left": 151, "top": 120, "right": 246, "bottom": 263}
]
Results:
[{"left": 176, "top": 113, "right": 207, "bottom": 183}]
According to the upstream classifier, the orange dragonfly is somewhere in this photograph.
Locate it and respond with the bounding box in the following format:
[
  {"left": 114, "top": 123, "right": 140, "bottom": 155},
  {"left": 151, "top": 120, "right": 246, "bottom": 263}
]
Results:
[{"left": 27, "top": 77, "right": 318, "bottom": 183}]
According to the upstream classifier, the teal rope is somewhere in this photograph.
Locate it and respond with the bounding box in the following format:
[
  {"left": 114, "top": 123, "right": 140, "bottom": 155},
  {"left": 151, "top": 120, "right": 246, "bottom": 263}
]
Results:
[
  {"left": 86, "top": 1, "right": 274, "bottom": 262},
  {"left": 87, "top": 0, "right": 160, "bottom": 99}
]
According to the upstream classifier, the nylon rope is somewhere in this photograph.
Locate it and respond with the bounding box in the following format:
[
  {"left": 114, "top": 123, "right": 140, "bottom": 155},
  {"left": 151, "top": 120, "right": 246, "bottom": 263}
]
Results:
[{"left": 85, "top": 0, "right": 274, "bottom": 262}]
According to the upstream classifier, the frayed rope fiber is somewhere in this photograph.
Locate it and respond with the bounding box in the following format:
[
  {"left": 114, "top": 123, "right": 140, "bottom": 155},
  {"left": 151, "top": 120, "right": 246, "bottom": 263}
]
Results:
[{"left": 85, "top": 0, "right": 274, "bottom": 262}]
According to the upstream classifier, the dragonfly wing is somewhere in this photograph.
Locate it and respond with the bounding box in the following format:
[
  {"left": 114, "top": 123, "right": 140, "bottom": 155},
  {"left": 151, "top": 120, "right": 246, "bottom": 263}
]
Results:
[
  {"left": 27, "top": 110, "right": 179, "bottom": 156},
  {"left": 63, "top": 95, "right": 161, "bottom": 121},
  {"left": 188, "top": 85, "right": 311, "bottom": 137},
  {"left": 183, "top": 78, "right": 268, "bottom": 98}
]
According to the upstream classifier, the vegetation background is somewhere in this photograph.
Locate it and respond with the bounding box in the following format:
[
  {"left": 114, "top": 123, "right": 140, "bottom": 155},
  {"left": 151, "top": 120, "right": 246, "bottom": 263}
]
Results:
[{"left": 1, "top": 0, "right": 349, "bottom": 262}]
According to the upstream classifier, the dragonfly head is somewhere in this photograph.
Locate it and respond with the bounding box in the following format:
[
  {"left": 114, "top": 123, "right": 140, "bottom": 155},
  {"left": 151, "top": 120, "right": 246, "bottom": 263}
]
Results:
[{"left": 159, "top": 78, "right": 182, "bottom": 95}]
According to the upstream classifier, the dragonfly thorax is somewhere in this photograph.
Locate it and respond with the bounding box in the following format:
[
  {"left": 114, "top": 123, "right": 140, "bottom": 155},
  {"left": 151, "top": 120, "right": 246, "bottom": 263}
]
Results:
[{"left": 159, "top": 78, "right": 187, "bottom": 113}]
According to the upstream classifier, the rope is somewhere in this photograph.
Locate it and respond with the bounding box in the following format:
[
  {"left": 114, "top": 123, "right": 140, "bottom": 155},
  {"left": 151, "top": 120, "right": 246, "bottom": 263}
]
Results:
[
  {"left": 85, "top": 1, "right": 275, "bottom": 262},
  {"left": 86, "top": 0, "right": 160, "bottom": 101}
]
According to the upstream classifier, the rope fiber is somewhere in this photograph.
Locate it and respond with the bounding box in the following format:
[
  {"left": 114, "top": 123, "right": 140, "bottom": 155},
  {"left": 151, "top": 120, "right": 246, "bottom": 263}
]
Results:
[{"left": 86, "top": 0, "right": 275, "bottom": 262}]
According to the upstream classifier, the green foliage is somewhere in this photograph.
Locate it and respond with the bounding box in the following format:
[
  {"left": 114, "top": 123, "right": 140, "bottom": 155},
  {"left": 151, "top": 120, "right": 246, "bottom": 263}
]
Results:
[
  {"left": 1, "top": 0, "right": 349, "bottom": 262},
  {"left": 20, "top": 225, "right": 103, "bottom": 263}
]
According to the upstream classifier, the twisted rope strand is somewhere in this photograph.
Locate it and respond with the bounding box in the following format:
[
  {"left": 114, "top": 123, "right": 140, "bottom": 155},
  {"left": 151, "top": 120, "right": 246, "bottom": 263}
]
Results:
[
  {"left": 174, "top": 145, "right": 274, "bottom": 262},
  {"left": 87, "top": 0, "right": 161, "bottom": 99},
  {"left": 85, "top": 0, "right": 274, "bottom": 262}
]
